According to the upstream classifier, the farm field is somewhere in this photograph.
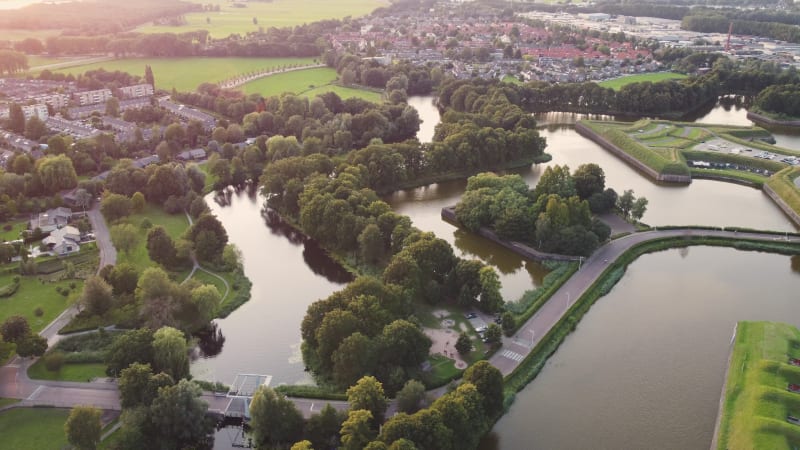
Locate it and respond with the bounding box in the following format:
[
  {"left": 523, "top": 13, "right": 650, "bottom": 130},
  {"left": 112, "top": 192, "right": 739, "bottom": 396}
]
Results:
[
  {"left": 241, "top": 67, "right": 383, "bottom": 102},
  {"left": 714, "top": 321, "right": 800, "bottom": 450},
  {"left": 135, "top": 0, "right": 384, "bottom": 38},
  {"left": 55, "top": 57, "right": 317, "bottom": 92},
  {"left": 598, "top": 72, "right": 688, "bottom": 90}
]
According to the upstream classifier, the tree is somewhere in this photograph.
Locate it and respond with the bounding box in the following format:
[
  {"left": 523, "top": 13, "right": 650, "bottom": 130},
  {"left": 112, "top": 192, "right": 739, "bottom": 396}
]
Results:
[
  {"left": 358, "top": 223, "right": 384, "bottom": 264},
  {"left": 617, "top": 189, "right": 635, "bottom": 218},
  {"left": 107, "top": 263, "right": 139, "bottom": 296},
  {"left": 187, "top": 214, "right": 228, "bottom": 262},
  {"left": 106, "top": 328, "right": 154, "bottom": 376},
  {"left": 131, "top": 191, "right": 145, "bottom": 212},
  {"left": 396, "top": 379, "right": 426, "bottom": 414},
  {"left": 484, "top": 323, "right": 502, "bottom": 345},
  {"left": 455, "top": 332, "right": 472, "bottom": 356},
  {"left": 340, "top": 409, "right": 376, "bottom": 450},
  {"left": 573, "top": 164, "right": 605, "bottom": 200},
  {"left": 148, "top": 379, "right": 213, "bottom": 449},
  {"left": 249, "top": 386, "right": 304, "bottom": 447},
  {"left": 533, "top": 165, "right": 576, "bottom": 200},
  {"left": 478, "top": 266, "right": 503, "bottom": 313},
  {"left": 631, "top": 197, "right": 649, "bottom": 222},
  {"left": 501, "top": 312, "right": 515, "bottom": 336},
  {"left": 347, "top": 376, "right": 388, "bottom": 424},
  {"left": 8, "top": 103, "right": 24, "bottom": 134},
  {"left": 106, "top": 97, "right": 120, "bottom": 117},
  {"left": 100, "top": 193, "right": 132, "bottom": 222},
  {"left": 152, "top": 326, "right": 189, "bottom": 380},
  {"left": 291, "top": 441, "right": 314, "bottom": 450},
  {"left": 1, "top": 315, "right": 30, "bottom": 343},
  {"left": 80, "top": 275, "right": 113, "bottom": 316},
  {"left": 110, "top": 224, "right": 139, "bottom": 255},
  {"left": 15, "top": 333, "right": 47, "bottom": 357},
  {"left": 144, "top": 65, "right": 155, "bottom": 87},
  {"left": 119, "top": 363, "right": 160, "bottom": 409},
  {"left": 191, "top": 284, "right": 221, "bottom": 323},
  {"left": 35, "top": 155, "right": 77, "bottom": 194},
  {"left": 332, "top": 332, "right": 376, "bottom": 388},
  {"left": 65, "top": 406, "right": 102, "bottom": 450},
  {"left": 24, "top": 116, "right": 48, "bottom": 140},
  {"left": 146, "top": 226, "right": 176, "bottom": 267},
  {"left": 378, "top": 320, "right": 431, "bottom": 370},
  {"left": 306, "top": 404, "right": 345, "bottom": 450},
  {"left": 462, "top": 361, "right": 504, "bottom": 417}
]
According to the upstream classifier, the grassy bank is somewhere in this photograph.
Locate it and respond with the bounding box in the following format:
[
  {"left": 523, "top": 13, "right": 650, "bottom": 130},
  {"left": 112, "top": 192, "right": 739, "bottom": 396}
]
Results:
[
  {"left": 502, "top": 236, "right": 800, "bottom": 408},
  {"left": 766, "top": 167, "right": 800, "bottom": 218},
  {"left": 27, "top": 361, "right": 107, "bottom": 382},
  {"left": 715, "top": 321, "right": 800, "bottom": 450}
]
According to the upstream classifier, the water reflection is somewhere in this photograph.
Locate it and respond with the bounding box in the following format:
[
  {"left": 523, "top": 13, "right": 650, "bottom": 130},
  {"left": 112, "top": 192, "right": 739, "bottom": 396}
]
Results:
[{"left": 194, "top": 322, "right": 226, "bottom": 358}]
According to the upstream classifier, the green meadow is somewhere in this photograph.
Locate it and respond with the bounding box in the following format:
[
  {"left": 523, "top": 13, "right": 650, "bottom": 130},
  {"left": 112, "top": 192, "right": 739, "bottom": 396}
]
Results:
[
  {"left": 55, "top": 57, "right": 317, "bottom": 92},
  {"left": 0, "top": 408, "right": 70, "bottom": 450},
  {"left": 135, "top": 0, "right": 384, "bottom": 38},
  {"left": 598, "top": 72, "right": 688, "bottom": 91},
  {"left": 241, "top": 67, "right": 382, "bottom": 102}
]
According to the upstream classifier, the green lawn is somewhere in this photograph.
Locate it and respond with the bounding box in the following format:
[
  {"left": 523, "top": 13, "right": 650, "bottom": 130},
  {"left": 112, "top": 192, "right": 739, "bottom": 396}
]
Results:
[
  {"left": 0, "top": 408, "right": 70, "bottom": 450},
  {"left": 241, "top": 67, "right": 381, "bottom": 102},
  {"left": 715, "top": 321, "right": 800, "bottom": 450},
  {"left": 134, "top": 0, "right": 383, "bottom": 38},
  {"left": 27, "top": 361, "right": 107, "bottom": 382},
  {"left": 189, "top": 269, "right": 226, "bottom": 299},
  {"left": 599, "top": 72, "right": 688, "bottom": 91},
  {"left": 55, "top": 57, "right": 317, "bottom": 92},
  {"left": 114, "top": 203, "right": 190, "bottom": 272},
  {"left": 0, "top": 273, "right": 82, "bottom": 333},
  {"left": 0, "top": 398, "right": 19, "bottom": 408},
  {"left": 502, "top": 74, "right": 523, "bottom": 85},
  {"left": 0, "top": 219, "right": 27, "bottom": 242}
]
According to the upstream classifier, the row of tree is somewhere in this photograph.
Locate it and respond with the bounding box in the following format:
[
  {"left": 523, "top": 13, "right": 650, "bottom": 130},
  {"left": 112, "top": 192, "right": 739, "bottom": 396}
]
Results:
[
  {"left": 753, "top": 83, "right": 800, "bottom": 118},
  {"left": 0, "top": 50, "right": 28, "bottom": 75}
]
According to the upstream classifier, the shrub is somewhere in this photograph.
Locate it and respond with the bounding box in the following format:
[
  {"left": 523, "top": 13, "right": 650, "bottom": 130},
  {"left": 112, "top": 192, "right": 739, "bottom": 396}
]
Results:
[
  {"left": 34, "top": 306, "right": 44, "bottom": 317},
  {"left": 44, "top": 351, "right": 65, "bottom": 372},
  {"left": 140, "top": 218, "right": 153, "bottom": 230},
  {"left": 3, "top": 224, "right": 12, "bottom": 231}
]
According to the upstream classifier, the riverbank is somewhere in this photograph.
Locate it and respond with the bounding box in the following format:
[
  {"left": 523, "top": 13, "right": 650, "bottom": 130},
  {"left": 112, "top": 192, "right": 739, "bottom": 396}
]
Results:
[
  {"left": 747, "top": 110, "right": 800, "bottom": 128},
  {"left": 712, "top": 321, "right": 800, "bottom": 450}
]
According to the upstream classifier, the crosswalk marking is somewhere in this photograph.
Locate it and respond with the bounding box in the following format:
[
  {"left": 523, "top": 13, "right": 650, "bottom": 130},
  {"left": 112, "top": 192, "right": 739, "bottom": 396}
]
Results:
[{"left": 501, "top": 350, "right": 524, "bottom": 362}]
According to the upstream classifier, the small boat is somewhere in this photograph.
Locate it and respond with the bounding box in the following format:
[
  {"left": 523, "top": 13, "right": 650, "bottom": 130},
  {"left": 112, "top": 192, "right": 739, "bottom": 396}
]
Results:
[
  {"left": 789, "top": 358, "right": 800, "bottom": 367},
  {"left": 788, "top": 384, "right": 800, "bottom": 393}
]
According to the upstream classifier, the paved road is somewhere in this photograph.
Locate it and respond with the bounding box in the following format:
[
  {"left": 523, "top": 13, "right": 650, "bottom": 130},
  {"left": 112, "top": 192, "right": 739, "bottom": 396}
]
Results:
[
  {"left": 2, "top": 228, "right": 797, "bottom": 418},
  {"left": 488, "top": 228, "right": 800, "bottom": 375}
]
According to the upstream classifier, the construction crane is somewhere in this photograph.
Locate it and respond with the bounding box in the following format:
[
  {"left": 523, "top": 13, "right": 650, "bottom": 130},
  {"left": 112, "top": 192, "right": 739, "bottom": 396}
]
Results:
[{"left": 725, "top": 22, "right": 733, "bottom": 52}]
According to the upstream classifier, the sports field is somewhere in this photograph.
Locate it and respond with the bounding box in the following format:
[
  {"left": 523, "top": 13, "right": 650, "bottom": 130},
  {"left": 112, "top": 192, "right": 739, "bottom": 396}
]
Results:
[
  {"left": 598, "top": 72, "right": 687, "bottom": 90},
  {"left": 135, "top": 0, "right": 384, "bottom": 38},
  {"left": 55, "top": 57, "right": 317, "bottom": 92},
  {"left": 241, "top": 67, "right": 383, "bottom": 102}
]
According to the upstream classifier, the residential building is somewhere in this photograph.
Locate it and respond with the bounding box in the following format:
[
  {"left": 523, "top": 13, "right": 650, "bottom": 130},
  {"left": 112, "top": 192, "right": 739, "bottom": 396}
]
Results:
[
  {"left": 73, "top": 89, "right": 112, "bottom": 106},
  {"left": 120, "top": 84, "right": 154, "bottom": 99},
  {"left": 42, "top": 225, "right": 81, "bottom": 255},
  {"left": 22, "top": 104, "right": 49, "bottom": 121},
  {"left": 30, "top": 207, "right": 73, "bottom": 233}
]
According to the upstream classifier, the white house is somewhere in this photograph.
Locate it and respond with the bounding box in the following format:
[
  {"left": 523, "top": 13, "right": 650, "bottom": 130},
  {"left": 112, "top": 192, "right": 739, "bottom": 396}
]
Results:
[
  {"left": 43, "top": 225, "right": 80, "bottom": 255},
  {"left": 30, "top": 207, "right": 72, "bottom": 233}
]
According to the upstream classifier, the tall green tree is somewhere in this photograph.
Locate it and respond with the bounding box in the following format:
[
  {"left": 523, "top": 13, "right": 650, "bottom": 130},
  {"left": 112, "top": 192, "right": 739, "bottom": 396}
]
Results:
[
  {"left": 105, "top": 328, "right": 154, "bottom": 376},
  {"left": 35, "top": 155, "right": 78, "bottom": 194},
  {"left": 347, "top": 376, "right": 388, "bottom": 424},
  {"left": 146, "top": 226, "right": 176, "bottom": 267},
  {"left": 80, "top": 275, "right": 113, "bottom": 316},
  {"left": 462, "top": 361, "right": 504, "bottom": 417},
  {"left": 0, "top": 315, "right": 30, "bottom": 343},
  {"left": 8, "top": 103, "right": 25, "bottom": 133},
  {"left": 110, "top": 224, "right": 139, "bottom": 255},
  {"left": 148, "top": 379, "right": 213, "bottom": 449},
  {"left": 152, "top": 326, "right": 189, "bottom": 380},
  {"left": 249, "top": 386, "right": 304, "bottom": 447},
  {"left": 24, "top": 115, "right": 47, "bottom": 140},
  {"left": 340, "top": 409, "right": 376, "bottom": 450},
  {"left": 64, "top": 406, "right": 102, "bottom": 450}
]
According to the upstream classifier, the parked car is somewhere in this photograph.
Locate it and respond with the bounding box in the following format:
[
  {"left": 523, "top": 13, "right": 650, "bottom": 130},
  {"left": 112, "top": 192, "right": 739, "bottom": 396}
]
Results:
[{"left": 465, "top": 312, "right": 477, "bottom": 319}]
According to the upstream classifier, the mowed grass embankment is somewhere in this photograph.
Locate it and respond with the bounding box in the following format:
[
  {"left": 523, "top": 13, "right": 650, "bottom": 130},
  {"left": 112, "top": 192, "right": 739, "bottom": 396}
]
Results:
[
  {"left": 240, "top": 67, "right": 383, "bottom": 102},
  {"left": 599, "top": 72, "right": 688, "bottom": 91},
  {"left": 55, "top": 57, "right": 317, "bottom": 92},
  {"left": 135, "top": 0, "right": 383, "bottom": 38},
  {"left": 0, "top": 274, "right": 82, "bottom": 332},
  {"left": 0, "top": 408, "right": 70, "bottom": 450},
  {"left": 113, "top": 203, "right": 190, "bottom": 273},
  {"left": 715, "top": 321, "right": 800, "bottom": 450}
]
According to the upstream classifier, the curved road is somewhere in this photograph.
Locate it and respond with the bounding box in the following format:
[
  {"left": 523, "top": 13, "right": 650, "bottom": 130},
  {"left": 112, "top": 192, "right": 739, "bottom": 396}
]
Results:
[{"left": 2, "top": 229, "right": 798, "bottom": 417}]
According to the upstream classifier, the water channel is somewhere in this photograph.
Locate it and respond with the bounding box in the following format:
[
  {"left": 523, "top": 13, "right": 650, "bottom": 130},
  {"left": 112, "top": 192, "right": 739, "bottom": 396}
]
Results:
[{"left": 200, "top": 96, "right": 800, "bottom": 449}]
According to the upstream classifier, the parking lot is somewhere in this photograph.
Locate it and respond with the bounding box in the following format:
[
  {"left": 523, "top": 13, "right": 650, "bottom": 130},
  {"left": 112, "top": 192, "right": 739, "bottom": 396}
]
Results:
[{"left": 693, "top": 138, "right": 799, "bottom": 165}]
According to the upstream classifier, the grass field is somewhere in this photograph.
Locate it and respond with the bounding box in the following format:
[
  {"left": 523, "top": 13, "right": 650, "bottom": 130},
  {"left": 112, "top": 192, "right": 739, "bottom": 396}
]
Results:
[
  {"left": 114, "top": 203, "right": 190, "bottom": 273},
  {"left": 0, "top": 408, "right": 69, "bottom": 450},
  {"left": 0, "top": 398, "right": 19, "bottom": 408},
  {"left": 0, "top": 28, "right": 61, "bottom": 42},
  {"left": 0, "top": 219, "right": 27, "bottom": 242},
  {"left": 599, "top": 72, "right": 688, "bottom": 91},
  {"left": 0, "top": 274, "right": 82, "bottom": 333},
  {"left": 715, "top": 321, "right": 800, "bottom": 450},
  {"left": 56, "top": 57, "right": 317, "bottom": 92},
  {"left": 134, "top": 0, "right": 384, "bottom": 38},
  {"left": 502, "top": 74, "right": 523, "bottom": 85},
  {"left": 27, "top": 361, "right": 107, "bottom": 382},
  {"left": 241, "top": 67, "right": 382, "bottom": 102}
]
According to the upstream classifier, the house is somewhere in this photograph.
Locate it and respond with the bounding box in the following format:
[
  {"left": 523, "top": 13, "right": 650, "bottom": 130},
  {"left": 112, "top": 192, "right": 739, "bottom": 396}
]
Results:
[
  {"left": 42, "top": 225, "right": 80, "bottom": 255},
  {"left": 177, "top": 148, "right": 206, "bottom": 161},
  {"left": 30, "top": 207, "right": 72, "bottom": 233},
  {"left": 73, "top": 89, "right": 112, "bottom": 106}
]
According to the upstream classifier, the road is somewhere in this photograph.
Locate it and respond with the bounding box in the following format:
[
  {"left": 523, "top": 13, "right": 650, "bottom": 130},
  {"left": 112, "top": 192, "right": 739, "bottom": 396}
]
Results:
[{"left": 1, "top": 228, "right": 797, "bottom": 419}]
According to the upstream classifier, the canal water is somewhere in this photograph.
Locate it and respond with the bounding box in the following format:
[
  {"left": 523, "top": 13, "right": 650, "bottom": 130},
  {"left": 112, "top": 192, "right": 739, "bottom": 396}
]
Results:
[{"left": 200, "top": 96, "right": 800, "bottom": 449}]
